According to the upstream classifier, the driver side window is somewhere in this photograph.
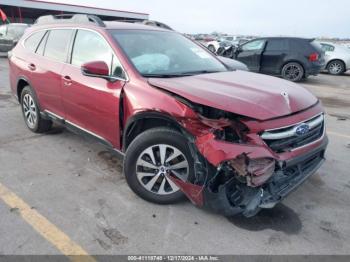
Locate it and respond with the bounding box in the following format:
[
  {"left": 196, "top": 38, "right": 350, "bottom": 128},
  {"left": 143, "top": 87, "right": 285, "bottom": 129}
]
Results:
[
  {"left": 242, "top": 40, "right": 265, "bottom": 51},
  {"left": 71, "top": 29, "right": 125, "bottom": 78}
]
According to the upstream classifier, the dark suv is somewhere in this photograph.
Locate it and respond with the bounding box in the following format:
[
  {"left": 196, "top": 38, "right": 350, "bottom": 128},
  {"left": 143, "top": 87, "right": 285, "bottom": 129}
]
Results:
[
  {"left": 233, "top": 37, "right": 325, "bottom": 82},
  {"left": 8, "top": 15, "right": 327, "bottom": 217}
]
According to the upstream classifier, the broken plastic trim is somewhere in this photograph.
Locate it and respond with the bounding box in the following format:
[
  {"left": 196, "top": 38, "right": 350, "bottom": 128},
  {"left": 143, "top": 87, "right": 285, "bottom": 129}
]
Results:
[{"left": 229, "top": 154, "right": 275, "bottom": 187}]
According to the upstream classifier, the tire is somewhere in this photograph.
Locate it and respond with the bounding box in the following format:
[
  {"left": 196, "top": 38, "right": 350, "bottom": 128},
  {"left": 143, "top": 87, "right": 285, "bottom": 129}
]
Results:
[
  {"left": 124, "top": 127, "right": 195, "bottom": 204},
  {"left": 327, "top": 60, "right": 345, "bottom": 75},
  {"left": 20, "top": 86, "right": 52, "bottom": 133},
  {"left": 281, "top": 62, "right": 304, "bottom": 82},
  {"left": 208, "top": 45, "right": 216, "bottom": 53}
]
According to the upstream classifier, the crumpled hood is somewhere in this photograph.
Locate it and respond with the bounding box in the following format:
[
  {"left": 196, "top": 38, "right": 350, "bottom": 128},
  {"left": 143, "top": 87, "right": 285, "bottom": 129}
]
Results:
[{"left": 148, "top": 71, "right": 318, "bottom": 120}]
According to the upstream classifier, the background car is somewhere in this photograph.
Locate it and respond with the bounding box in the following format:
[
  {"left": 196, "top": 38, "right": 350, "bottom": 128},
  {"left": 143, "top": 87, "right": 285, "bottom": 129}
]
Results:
[
  {"left": 206, "top": 35, "right": 248, "bottom": 53},
  {"left": 0, "top": 23, "right": 29, "bottom": 52},
  {"left": 319, "top": 42, "right": 350, "bottom": 75},
  {"left": 232, "top": 37, "right": 325, "bottom": 82}
]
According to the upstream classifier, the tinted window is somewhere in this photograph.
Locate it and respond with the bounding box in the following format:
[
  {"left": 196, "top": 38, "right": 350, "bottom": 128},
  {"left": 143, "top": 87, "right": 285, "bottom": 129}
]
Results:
[
  {"left": 36, "top": 31, "right": 48, "bottom": 55},
  {"left": 320, "top": 43, "right": 334, "bottom": 52},
  {"left": 24, "top": 31, "right": 46, "bottom": 53},
  {"left": 241, "top": 39, "right": 265, "bottom": 51},
  {"left": 71, "top": 30, "right": 112, "bottom": 68},
  {"left": 44, "top": 29, "right": 72, "bottom": 62},
  {"left": 265, "top": 39, "right": 288, "bottom": 51}
]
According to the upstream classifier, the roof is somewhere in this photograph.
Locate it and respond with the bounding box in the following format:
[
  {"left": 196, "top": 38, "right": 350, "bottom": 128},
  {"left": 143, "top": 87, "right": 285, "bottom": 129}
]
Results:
[{"left": 1, "top": 0, "right": 149, "bottom": 20}]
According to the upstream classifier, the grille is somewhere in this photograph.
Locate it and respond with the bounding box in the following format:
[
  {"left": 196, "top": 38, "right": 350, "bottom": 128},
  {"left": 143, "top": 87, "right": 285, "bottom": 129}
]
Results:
[{"left": 261, "top": 114, "right": 324, "bottom": 153}]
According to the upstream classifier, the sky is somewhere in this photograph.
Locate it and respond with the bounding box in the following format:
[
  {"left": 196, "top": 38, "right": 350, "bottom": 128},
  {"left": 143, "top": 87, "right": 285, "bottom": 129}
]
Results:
[{"left": 42, "top": 0, "right": 350, "bottom": 38}]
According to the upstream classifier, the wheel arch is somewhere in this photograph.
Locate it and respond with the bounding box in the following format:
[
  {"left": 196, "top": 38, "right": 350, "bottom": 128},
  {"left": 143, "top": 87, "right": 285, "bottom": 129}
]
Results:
[
  {"left": 326, "top": 59, "right": 346, "bottom": 70},
  {"left": 122, "top": 111, "right": 190, "bottom": 152},
  {"left": 16, "top": 77, "right": 41, "bottom": 109}
]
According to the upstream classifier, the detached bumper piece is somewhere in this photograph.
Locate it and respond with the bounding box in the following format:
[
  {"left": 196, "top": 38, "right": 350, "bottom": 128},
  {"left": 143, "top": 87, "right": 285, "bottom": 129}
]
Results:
[{"left": 202, "top": 137, "right": 328, "bottom": 217}]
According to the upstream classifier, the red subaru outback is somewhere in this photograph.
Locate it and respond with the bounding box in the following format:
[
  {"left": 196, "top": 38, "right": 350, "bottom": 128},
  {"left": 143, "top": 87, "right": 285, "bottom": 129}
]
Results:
[{"left": 9, "top": 15, "right": 327, "bottom": 217}]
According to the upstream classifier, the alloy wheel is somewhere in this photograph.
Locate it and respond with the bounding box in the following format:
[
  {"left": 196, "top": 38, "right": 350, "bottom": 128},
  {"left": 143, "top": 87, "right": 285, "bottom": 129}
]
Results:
[
  {"left": 135, "top": 144, "right": 189, "bottom": 195},
  {"left": 22, "top": 94, "right": 37, "bottom": 128},
  {"left": 284, "top": 64, "right": 302, "bottom": 81},
  {"left": 328, "top": 62, "right": 343, "bottom": 75}
]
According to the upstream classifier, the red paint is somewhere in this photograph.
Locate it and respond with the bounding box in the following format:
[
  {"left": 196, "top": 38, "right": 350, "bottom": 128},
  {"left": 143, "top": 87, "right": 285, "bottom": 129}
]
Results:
[
  {"left": 148, "top": 70, "right": 317, "bottom": 121},
  {"left": 8, "top": 21, "right": 327, "bottom": 208},
  {"left": 82, "top": 61, "right": 109, "bottom": 76},
  {"left": 168, "top": 176, "right": 204, "bottom": 206}
]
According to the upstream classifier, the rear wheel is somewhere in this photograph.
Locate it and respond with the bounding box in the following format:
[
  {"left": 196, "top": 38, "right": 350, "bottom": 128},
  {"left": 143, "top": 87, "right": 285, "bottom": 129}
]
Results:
[
  {"left": 327, "top": 60, "right": 345, "bottom": 75},
  {"left": 281, "top": 62, "right": 304, "bottom": 82},
  {"left": 124, "top": 127, "right": 194, "bottom": 204},
  {"left": 20, "top": 86, "right": 52, "bottom": 133}
]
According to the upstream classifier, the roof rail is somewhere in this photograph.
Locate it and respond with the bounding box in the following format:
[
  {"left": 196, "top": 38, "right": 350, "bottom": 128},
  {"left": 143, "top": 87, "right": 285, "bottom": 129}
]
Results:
[
  {"left": 111, "top": 19, "right": 173, "bottom": 31},
  {"left": 34, "top": 14, "right": 105, "bottom": 27}
]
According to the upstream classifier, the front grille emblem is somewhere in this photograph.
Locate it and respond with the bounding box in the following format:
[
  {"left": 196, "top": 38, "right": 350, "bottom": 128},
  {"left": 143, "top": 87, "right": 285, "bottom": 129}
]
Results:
[{"left": 295, "top": 123, "right": 310, "bottom": 136}]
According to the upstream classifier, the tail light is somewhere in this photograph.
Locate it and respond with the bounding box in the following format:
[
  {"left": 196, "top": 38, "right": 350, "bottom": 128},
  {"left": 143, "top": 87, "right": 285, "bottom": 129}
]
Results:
[{"left": 309, "top": 52, "right": 319, "bottom": 62}]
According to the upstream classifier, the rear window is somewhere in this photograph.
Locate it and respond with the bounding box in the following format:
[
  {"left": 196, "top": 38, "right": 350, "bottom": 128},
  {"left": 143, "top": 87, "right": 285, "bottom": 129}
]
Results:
[
  {"left": 265, "top": 39, "right": 288, "bottom": 51},
  {"left": 7, "top": 25, "right": 28, "bottom": 38},
  {"left": 310, "top": 40, "right": 323, "bottom": 53},
  {"left": 24, "top": 31, "right": 46, "bottom": 53},
  {"left": 44, "top": 29, "right": 72, "bottom": 62}
]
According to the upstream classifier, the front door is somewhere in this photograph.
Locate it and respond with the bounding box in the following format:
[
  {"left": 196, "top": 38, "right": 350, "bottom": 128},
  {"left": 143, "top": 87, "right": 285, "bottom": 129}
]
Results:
[
  {"left": 61, "top": 29, "right": 126, "bottom": 148},
  {"left": 235, "top": 39, "right": 266, "bottom": 72}
]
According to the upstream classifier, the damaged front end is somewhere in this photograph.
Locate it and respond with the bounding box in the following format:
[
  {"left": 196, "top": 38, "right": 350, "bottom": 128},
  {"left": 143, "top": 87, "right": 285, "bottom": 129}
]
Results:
[{"left": 170, "top": 105, "right": 328, "bottom": 217}]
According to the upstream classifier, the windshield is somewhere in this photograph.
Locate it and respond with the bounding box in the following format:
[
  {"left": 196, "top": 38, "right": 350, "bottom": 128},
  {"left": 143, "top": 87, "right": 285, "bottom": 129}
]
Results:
[{"left": 110, "top": 30, "right": 227, "bottom": 77}]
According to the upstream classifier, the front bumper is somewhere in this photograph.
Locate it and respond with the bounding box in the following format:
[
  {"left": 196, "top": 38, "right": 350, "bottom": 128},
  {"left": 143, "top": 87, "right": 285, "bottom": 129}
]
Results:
[{"left": 201, "top": 136, "right": 328, "bottom": 217}]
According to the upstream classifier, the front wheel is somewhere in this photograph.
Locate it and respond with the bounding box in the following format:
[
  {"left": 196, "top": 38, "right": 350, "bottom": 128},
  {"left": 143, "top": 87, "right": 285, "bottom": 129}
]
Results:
[
  {"left": 124, "top": 127, "right": 194, "bottom": 204},
  {"left": 281, "top": 62, "right": 304, "bottom": 82}
]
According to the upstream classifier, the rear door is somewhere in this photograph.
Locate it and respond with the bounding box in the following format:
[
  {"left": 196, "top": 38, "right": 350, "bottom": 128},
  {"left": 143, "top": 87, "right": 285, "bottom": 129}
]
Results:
[
  {"left": 29, "top": 29, "right": 74, "bottom": 117},
  {"left": 61, "top": 29, "right": 126, "bottom": 148},
  {"left": 235, "top": 39, "right": 266, "bottom": 72},
  {"left": 260, "top": 39, "right": 289, "bottom": 74}
]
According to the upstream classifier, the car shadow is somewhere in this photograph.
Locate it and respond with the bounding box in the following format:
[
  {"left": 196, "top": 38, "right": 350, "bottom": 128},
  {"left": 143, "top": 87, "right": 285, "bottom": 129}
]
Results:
[{"left": 227, "top": 204, "right": 302, "bottom": 235}]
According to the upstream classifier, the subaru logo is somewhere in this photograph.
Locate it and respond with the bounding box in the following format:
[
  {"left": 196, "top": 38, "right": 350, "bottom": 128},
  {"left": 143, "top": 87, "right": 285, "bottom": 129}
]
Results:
[{"left": 295, "top": 123, "right": 310, "bottom": 136}]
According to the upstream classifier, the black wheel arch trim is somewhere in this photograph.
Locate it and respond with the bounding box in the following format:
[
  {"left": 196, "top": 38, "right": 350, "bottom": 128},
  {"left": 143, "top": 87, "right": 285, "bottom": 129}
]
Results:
[
  {"left": 16, "top": 76, "right": 42, "bottom": 111},
  {"left": 326, "top": 59, "right": 345, "bottom": 69},
  {"left": 122, "top": 111, "right": 194, "bottom": 152}
]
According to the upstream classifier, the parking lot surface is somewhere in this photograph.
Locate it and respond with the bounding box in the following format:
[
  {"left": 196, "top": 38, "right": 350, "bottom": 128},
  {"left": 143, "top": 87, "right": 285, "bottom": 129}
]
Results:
[{"left": 0, "top": 55, "right": 350, "bottom": 255}]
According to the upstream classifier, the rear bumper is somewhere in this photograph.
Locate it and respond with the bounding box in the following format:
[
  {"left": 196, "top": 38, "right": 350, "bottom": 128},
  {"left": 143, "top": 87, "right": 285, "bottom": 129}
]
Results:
[
  {"left": 305, "top": 63, "right": 325, "bottom": 76},
  {"left": 201, "top": 136, "right": 328, "bottom": 217}
]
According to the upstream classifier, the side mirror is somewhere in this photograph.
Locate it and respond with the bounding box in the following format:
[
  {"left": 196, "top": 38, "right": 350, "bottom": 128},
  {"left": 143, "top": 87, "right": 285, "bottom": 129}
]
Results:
[{"left": 81, "top": 61, "right": 109, "bottom": 78}]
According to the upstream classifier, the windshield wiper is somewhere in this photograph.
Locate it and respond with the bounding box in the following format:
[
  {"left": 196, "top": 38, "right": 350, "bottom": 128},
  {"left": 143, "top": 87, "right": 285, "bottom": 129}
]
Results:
[
  {"left": 143, "top": 70, "right": 222, "bottom": 78},
  {"left": 176, "top": 70, "right": 223, "bottom": 75},
  {"left": 143, "top": 73, "right": 193, "bottom": 78}
]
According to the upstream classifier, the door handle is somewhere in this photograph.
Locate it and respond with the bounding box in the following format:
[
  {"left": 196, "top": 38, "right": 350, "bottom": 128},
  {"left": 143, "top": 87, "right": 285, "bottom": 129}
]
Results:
[
  {"left": 62, "top": 75, "right": 72, "bottom": 86},
  {"left": 28, "top": 63, "right": 36, "bottom": 71}
]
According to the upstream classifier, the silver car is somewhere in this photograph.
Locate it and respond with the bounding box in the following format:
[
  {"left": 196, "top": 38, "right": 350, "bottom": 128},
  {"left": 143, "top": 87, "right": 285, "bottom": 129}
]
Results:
[
  {"left": 320, "top": 42, "right": 350, "bottom": 75},
  {"left": 0, "top": 23, "right": 29, "bottom": 53}
]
